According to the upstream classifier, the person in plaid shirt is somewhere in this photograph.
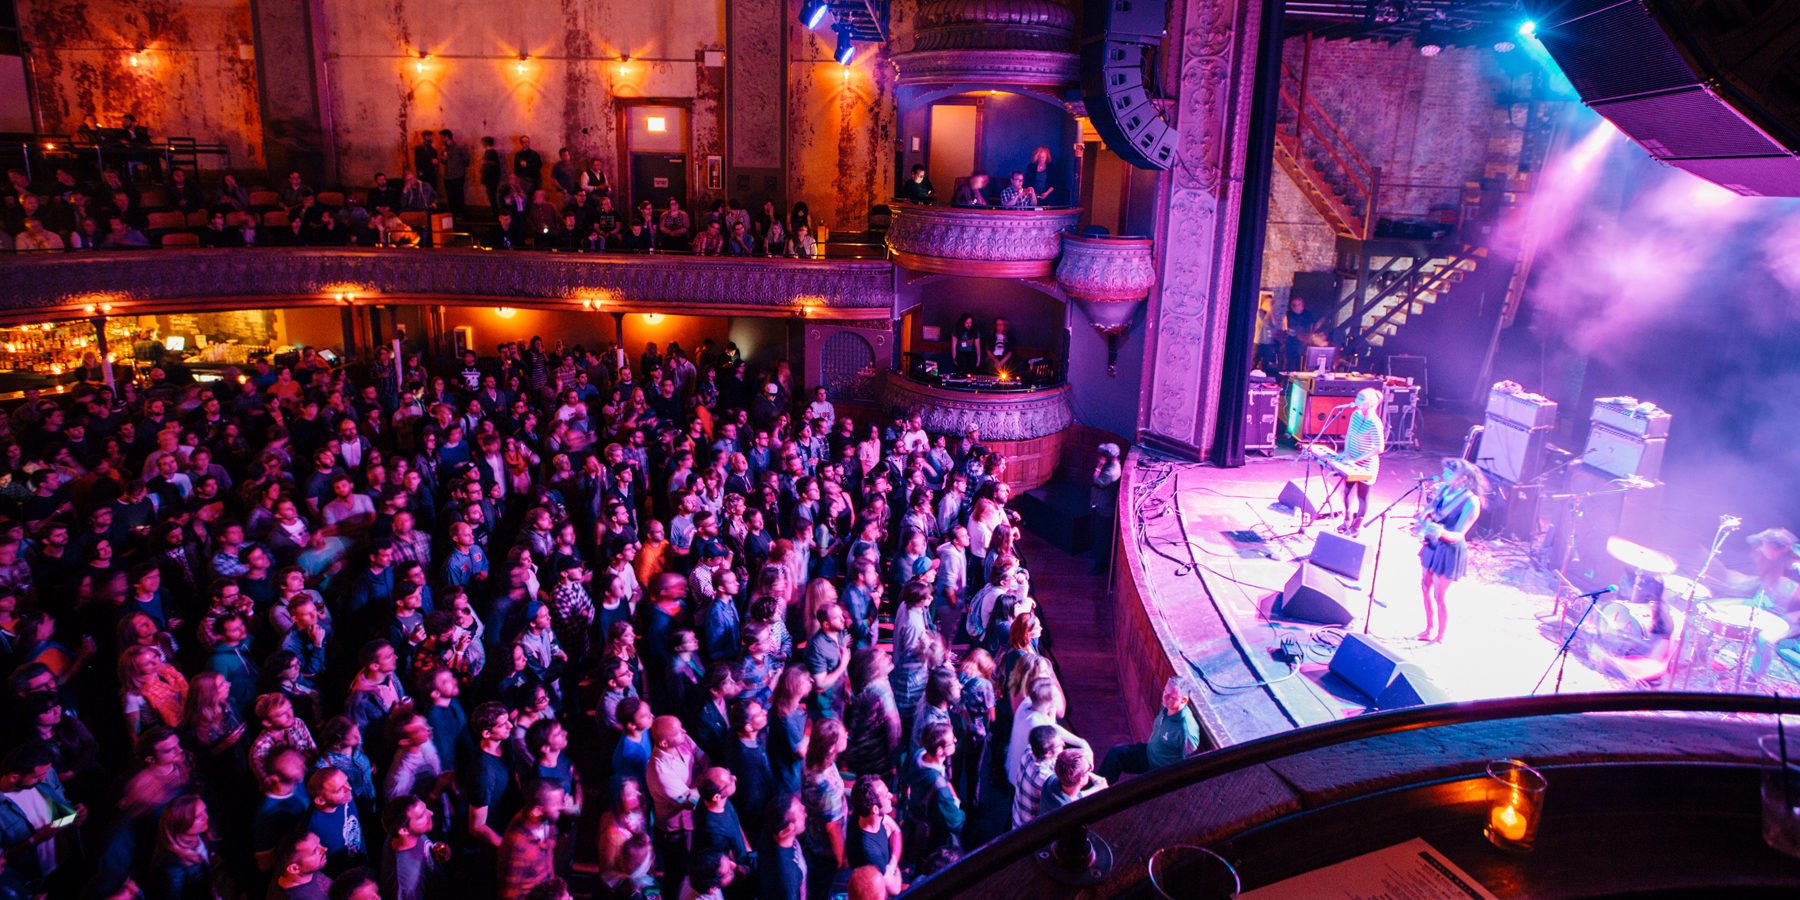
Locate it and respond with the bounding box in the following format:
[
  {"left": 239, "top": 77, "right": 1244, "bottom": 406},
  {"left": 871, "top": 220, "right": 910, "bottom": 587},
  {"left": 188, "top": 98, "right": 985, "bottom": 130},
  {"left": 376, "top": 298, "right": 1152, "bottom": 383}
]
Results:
[{"left": 497, "top": 779, "right": 566, "bottom": 899}]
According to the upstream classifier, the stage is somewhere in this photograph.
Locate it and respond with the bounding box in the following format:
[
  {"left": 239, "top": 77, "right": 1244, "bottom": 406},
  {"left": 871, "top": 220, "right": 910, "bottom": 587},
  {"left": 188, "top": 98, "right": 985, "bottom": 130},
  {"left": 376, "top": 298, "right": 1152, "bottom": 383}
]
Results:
[{"left": 1113, "top": 443, "right": 1797, "bottom": 749}]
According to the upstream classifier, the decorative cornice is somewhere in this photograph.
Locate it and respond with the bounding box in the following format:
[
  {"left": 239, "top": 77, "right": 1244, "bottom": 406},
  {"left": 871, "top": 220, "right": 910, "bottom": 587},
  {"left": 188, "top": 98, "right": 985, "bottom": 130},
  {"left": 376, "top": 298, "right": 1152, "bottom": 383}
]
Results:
[
  {"left": 885, "top": 203, "right": 1083, "bottom": 277},
  {"left": 0, "top": 249, "right": 895, "bottom": 321},
  {"left": 878, "top": 370, "right": 1073, "bottom": 441},
  {"left": 891, "top": 48, "right": 1080, "bottom": 87}
]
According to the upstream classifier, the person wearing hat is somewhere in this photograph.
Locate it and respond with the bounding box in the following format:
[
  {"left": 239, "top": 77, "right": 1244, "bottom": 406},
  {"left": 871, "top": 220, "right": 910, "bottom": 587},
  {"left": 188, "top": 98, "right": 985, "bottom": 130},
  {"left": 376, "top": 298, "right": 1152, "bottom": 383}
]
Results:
[
  {"left": 751, "top": 381, "right": 784, "bottom": 433},
  {"left": 546, "top": 556, "right": 594, "bottom": 660},
  {"left": 1725, "top": 527, "right": 1800, "bottom": 677}
]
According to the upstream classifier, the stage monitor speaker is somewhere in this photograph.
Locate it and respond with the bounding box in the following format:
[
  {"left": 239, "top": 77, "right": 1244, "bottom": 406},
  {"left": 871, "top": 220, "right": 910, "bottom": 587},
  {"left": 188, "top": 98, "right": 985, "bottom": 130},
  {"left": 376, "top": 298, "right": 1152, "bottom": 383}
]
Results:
[
  {"left": 1374, "top": 663, "right": 1449, "bottom": 710},
  {"left": 1326, "top": 632, "right": 1403, "bottom": 699},
  {"left": 1276, "top": 480, "right": 1325, "bottom": 518},
  {"left": 1538, "top": 1, "right": 1800, "bottom": 197},
  {"left": 1276, "top": 563, "right": 1355, "bottom": 626},
  {"left": 1310, "top": 531, "right": 1367, "bottom": 580}
]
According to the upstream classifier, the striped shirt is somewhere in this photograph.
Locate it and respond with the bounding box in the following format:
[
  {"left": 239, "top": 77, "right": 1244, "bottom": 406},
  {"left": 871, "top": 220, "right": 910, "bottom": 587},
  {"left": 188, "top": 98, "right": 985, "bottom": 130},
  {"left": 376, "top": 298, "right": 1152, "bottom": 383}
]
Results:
[{"left": 1335, "top": 410, "right": 1386, "bottom": 481}]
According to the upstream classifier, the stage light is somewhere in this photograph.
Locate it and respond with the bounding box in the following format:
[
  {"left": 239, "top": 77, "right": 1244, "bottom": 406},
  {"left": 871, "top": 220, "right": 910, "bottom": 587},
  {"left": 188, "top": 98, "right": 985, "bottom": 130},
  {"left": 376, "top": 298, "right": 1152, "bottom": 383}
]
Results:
[
  {"left": 802, "top": 0, "right": 829, "bottom": 29},
  {"left": 835, "top": 30, "right": 856, "bottom": 66},
  {"left": 1518, "top": 20, "right": 1536, "bottom": 37}
]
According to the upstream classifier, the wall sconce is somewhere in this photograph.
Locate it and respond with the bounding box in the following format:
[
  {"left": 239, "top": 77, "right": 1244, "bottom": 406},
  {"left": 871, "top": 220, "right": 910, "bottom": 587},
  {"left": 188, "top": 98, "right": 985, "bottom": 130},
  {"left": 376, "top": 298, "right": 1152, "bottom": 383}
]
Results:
[
  {"left": 128, "top": 48, "right": 144, "bottom": 68},
  {"left": 516, "top": 54, "right": 530, "bottom": 75},
  {"left": 44, "top": 142, "right": 55, "bottom": 151},
  {"left": 495, "top": 307, "right": 517, "bottom": 318},
  {"left": 415, "top": 51, "right": 431, "bottom": 73},
  {"left": 642, "top": 313, "right": 664, "bottom": 324},
  {"left": 618, "top": 56, "right": 630, "bottom": 78},
  {"left": 337, "top": 292, "right": 356, "bottom": 304}
]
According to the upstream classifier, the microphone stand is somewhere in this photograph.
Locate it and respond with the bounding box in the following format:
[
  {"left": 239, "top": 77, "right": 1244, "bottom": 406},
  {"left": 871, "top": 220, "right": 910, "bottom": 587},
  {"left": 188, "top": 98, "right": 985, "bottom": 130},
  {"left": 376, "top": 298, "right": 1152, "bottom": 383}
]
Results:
[
  {"left": 1670, "top": 517, "right": 1740, "bottom": 690},
  {"left": 1361, "top": 476, "right": 1431, "bottom": 634},
  {"left": 1300, "top": 402, "right": 1355, "bottom": 529},
  {"left": 1533, "top": 587, "right": 1615, "bottom": 695}
]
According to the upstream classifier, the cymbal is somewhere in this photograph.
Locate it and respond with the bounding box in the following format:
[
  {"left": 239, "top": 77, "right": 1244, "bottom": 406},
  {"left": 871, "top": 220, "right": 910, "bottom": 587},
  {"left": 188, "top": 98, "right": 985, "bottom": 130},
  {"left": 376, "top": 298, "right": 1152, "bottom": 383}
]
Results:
[{"left": 1606, "top": 536, "right": 1677, "bottom": 575}]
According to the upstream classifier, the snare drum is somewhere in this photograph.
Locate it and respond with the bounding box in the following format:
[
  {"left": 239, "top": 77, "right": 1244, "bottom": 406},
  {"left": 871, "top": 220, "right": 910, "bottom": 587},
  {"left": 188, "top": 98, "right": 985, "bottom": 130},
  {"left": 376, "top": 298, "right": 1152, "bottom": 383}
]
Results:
[{"left": 1698, "top": 601, "right": 1789, "bottom": 644}]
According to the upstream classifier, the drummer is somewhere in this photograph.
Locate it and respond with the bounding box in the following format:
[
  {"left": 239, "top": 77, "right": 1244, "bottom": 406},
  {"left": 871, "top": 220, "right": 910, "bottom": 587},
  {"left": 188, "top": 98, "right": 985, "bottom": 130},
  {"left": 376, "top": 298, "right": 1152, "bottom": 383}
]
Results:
[{"left": 1722, "top": 528, "right": 1800, "bottom": 675}]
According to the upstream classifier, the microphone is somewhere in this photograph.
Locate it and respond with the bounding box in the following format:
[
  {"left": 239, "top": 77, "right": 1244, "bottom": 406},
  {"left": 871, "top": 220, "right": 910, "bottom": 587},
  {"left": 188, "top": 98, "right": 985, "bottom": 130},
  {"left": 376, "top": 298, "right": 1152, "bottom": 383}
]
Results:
[{"left": 1574, "top": 584, "right": 1618, "bottom": 600}]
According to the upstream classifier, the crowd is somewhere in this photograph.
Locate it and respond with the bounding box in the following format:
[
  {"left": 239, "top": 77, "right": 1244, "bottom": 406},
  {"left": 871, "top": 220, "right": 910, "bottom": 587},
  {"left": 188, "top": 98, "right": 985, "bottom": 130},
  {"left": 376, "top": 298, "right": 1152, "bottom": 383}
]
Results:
[
  {"left": 0, "top": 329, "right": 1200, "bottom": 900},
  {"left": 3, "top": 129, "right": 829, "bottom": 257}
]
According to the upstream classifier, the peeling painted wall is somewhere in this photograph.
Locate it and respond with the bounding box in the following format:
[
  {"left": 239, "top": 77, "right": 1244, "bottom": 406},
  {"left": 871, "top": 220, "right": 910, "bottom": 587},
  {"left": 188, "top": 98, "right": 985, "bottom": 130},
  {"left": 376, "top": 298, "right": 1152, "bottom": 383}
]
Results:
[
  {"left": 18, "top": 0, "right": 265, "bottom": 170},
  {"left": 785, "top": 0, "right": 908, "bottom": 232},
  {"left": 316, "top": 0, "right": 724, "bottom": 190}
]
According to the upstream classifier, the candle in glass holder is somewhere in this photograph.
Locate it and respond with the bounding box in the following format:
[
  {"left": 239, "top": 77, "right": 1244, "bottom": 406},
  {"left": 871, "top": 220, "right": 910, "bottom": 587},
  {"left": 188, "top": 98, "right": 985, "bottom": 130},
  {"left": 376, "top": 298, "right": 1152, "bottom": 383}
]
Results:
[{"left": 1484, "top": 759, "right": 1546, "bottom": 852}]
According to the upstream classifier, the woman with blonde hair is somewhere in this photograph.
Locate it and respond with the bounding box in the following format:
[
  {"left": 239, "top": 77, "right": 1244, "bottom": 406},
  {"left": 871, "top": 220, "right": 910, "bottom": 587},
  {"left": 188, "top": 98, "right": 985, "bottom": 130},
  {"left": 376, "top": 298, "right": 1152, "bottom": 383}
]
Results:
[
  {"left": 181, "top": 671, "right": 248, "bottom": 785},
  {"left": 803, "top": 576, "right": 840, "bottom": 639},
  {"left": 145, "top": 794, "right": 216, "bottom": 900},
  {"left": 121, "top": 644, "right": 190, "bottom": 736}
]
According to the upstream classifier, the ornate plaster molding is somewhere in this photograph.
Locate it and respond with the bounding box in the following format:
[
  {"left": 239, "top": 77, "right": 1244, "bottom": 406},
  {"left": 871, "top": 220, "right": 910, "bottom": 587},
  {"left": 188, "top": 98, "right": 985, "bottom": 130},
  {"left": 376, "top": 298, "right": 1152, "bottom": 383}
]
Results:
[
  {"left": 891, "top": 49, "right": 1080, "bottom": 87},
  {"left": 878, "top": 370, "right": 1073, "bottom": 441},
  {"left": 0, "top": 249, "right": 895, "bottom": 318},
  {"left": 885, "top": 204, "right": 1083, "bottom": 277}
]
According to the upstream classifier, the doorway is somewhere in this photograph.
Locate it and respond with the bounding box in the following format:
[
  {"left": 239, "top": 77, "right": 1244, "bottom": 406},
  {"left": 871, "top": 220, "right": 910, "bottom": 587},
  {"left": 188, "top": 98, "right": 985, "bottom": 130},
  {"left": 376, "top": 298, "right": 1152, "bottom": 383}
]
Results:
[
  {"left": 928, "top": 103, "right": 980, "bottom": 200},
  {"left": 618, "top": 103, "right": 690, "bottom": 216}
]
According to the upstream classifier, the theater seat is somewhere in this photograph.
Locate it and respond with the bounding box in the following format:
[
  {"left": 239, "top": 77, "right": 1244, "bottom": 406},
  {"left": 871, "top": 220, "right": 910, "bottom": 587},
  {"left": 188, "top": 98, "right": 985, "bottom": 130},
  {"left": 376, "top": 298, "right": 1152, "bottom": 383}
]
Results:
[
  {"left": 317, "top": 191, "right": 346, "bottom": 208},
  {"left": 261, "top": 210, "right": 289, "bottom": 227},
  {"left": 160, "top": 232, "right": 201, "bottom": 248},
  {"left": 186, "top": 211, "right": 210, "bottom": 228},
  {"left": 145, "top": 211, "right": 188, "bottom": 231},
  {"left": 248, "top": 190, "right": 281, "bottom": 211}
]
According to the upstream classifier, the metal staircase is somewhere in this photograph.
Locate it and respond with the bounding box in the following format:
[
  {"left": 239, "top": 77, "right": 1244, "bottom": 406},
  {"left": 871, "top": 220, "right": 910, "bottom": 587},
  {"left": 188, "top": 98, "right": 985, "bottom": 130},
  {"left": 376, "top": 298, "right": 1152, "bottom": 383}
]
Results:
[
  {"left": 1274, "top": 63, "right": 1379, "bottom": 239},
  {"left": 1333, "top": 240, "right": 1487, "bottom": 349}
]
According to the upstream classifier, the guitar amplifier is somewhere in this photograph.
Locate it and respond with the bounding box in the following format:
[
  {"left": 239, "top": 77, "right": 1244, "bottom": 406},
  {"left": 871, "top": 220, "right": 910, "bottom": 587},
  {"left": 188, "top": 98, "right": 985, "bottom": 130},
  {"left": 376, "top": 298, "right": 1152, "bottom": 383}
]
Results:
[
  {"left": 1583, "top": 422, "right": 1667, "bottom": 480},
  {"left": 1479, "top": 413, "right": 1551, "bottom": 483},
  {"left": 1591, "top": 396, "right": 1671, "bottom": 438},
  {"left": 1283, "top": 375, "right": 1383, "bottom": 440},
  {"left": 1244, "top": 383, "right": 1280, "bottom": 454},
  {"left": 1547, "top": 464, "right": 1665, "bottom": 591},
  {"left": 1487, "top": 381, "right": 1558, "bottom": 429}
]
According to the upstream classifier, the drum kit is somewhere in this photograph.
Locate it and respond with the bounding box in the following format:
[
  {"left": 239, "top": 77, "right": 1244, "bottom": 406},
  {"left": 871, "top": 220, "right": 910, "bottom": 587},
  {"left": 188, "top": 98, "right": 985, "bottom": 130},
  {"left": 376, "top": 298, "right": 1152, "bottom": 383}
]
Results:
[{"left": 1575, "top": 531, "right": 1791, "bottom": 691}]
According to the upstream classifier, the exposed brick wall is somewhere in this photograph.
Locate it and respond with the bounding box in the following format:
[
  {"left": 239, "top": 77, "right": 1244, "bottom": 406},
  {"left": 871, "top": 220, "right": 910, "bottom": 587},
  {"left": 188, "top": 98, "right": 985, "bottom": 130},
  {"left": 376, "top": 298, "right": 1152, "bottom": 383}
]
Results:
[
  {"left": 1283, "top": 36, "right": 1505, "bottom": 219},
  {"left": 1262, "top": 168, "right": 1337, "bottom": 289},
  {"left": 1262, "top": 36, "right": 1514, "bottom": 291}
]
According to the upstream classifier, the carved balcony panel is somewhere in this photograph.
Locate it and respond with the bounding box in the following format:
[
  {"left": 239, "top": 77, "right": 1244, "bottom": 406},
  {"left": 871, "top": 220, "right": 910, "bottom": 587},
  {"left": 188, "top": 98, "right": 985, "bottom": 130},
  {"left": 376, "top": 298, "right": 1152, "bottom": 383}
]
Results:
[
  {"left": 877, "top": 370, "right": 1072, "bottom": 442},
  {"left": 1055, "top": 231, "right": 1157, "bottom": 332},
  {"left": 885, "top": 203, "right": 1083, "bottom": 278},
  {"left": 0, "top": 249, "right": 895, "bottom": 323},
  {"left": 894, "top": 0, "right": 1078, "bottom": 86}
]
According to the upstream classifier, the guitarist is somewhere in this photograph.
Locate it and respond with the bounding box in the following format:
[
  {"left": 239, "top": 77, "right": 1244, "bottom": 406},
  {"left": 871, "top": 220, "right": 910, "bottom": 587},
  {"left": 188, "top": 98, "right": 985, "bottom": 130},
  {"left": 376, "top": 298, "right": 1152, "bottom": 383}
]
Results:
[
  {"left": 1416, "top": 458, "right": 1486, "bottom": 644},
  {"left": 1324, "top": 388, "right": 1385, "bottom": 537}
]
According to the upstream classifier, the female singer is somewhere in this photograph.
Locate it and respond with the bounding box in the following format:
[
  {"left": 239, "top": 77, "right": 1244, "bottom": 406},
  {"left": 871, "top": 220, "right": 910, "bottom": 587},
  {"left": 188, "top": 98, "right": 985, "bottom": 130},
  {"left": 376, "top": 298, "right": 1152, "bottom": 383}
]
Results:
[{"left": 1417, "top": 458, "right": 1486, "bottom": 643}]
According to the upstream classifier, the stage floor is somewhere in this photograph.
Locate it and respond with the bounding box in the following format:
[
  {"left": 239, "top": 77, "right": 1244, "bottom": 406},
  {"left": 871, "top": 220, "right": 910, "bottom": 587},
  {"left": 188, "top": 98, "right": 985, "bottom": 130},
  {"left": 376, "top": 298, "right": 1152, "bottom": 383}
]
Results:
[{"left": 1135, "top": 446, "right": 1795, "bottom": 735}]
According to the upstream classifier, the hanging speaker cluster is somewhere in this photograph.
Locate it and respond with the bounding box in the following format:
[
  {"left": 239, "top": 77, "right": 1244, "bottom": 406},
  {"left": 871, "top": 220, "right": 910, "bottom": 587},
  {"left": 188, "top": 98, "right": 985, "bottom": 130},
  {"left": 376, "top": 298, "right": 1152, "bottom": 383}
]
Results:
[{"left": 1079, "top": 0, "right": 1176, "bottom": 170}]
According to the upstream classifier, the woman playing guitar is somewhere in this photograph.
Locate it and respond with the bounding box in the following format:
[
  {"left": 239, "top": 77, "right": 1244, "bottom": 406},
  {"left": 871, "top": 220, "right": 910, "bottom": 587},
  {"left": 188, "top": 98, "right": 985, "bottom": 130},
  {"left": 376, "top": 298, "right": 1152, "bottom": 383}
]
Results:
[{"left": 1416, "top": 458, "right": 1486, "bottom": 643}]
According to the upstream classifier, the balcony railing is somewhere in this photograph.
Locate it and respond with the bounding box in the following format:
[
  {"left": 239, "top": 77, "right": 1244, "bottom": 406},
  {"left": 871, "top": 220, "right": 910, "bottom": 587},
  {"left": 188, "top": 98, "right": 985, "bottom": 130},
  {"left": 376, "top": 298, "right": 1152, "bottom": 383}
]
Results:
[
  {"left": 885, "top": 201, "right": 1083, "bottom": 277},
  {"left": 907, "top": 692, "right": 1793, "bottom": 898},
  {"left": 0, "top": 247, "right": 895, "bottom": 323}
]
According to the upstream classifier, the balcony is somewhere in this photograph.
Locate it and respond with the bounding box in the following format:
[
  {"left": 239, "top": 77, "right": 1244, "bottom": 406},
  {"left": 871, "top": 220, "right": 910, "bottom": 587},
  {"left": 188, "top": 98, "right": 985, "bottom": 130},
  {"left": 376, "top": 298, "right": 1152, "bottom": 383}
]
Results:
[
  {"left": 885, "top": 202, "right": 1083, "bottom": 278},
  {"left": 0, "top": 248, "right": 896, "bottom": 323}
]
